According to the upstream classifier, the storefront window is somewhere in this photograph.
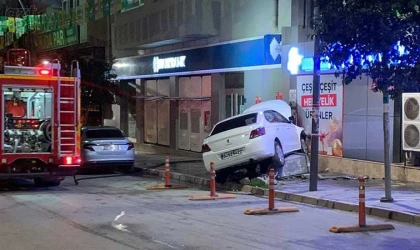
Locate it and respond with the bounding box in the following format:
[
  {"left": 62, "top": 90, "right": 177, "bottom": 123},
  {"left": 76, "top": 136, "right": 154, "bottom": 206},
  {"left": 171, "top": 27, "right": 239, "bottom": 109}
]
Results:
[
  {"left": 128, "top": 96, "right": 136, "bottom": 140},
  {"left": 190, "top": 108, "right": 201, "bottom": 133},
  {"left": 144, "top": 79, "right": 170, "bottom": 146}
]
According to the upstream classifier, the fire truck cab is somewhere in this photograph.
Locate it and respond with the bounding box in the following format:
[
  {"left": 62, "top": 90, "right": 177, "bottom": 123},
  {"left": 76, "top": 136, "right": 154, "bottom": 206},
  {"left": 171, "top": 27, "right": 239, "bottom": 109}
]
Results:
[{"left": 0, "top": 55, "right": 81, "bottom": 187}]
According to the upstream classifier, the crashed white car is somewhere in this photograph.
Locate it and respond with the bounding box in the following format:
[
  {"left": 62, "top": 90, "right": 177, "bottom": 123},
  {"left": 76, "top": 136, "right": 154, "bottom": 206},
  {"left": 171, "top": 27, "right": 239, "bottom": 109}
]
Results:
[{"left": 202, "top": 100, "right": 307, "bottom": 183}]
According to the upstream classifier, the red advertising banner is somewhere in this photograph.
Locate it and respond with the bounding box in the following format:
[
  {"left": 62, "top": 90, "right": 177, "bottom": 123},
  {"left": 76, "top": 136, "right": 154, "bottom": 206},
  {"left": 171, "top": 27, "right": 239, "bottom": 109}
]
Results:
[{"left": 297, "top": 74, "right": 344, "bottom": 157}]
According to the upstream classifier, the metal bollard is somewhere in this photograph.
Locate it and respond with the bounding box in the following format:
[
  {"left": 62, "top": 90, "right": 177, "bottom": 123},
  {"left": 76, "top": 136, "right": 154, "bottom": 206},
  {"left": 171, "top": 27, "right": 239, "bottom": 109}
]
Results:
[
  {"left": 210, "top": 162, "right": 216, "bottom": 197},
  {"left": 165, "top": 156, "right": 170, "bottom": 187},
  {"left": 359, "top": 177, "right": 366, "bottom": 227},
  {"left": 329, "top": 177, "right": 394, "bottom": 233},
  {"left": 269, "top": 168, "right": 275, "bottom": 210},
  {"left": 147, "top": 155, "right": 188, "bottom": 191}
]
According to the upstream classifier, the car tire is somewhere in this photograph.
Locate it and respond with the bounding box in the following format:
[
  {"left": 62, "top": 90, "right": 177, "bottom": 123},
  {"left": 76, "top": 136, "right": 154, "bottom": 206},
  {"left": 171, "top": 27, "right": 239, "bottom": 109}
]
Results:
[
  {"left": 259, "top": 159, "right": 272, "bottom": 175},
  {"left": 272, "top": 141, "right": 285, "bottom": 178},
  {"left": 246, "top": 165, "right": 259, "bottom": 179},
  {"left": 215, "top": 170, "right": 229, "bottom": 184},
  {"left": 121, "top": 164, "right": 135, "bottom": 174},
  {"left": 300, "top": 136, "right": 308, "bottom": 154},
  {"left": 34, "top": 178, "right": 61, "bottom": 187}
]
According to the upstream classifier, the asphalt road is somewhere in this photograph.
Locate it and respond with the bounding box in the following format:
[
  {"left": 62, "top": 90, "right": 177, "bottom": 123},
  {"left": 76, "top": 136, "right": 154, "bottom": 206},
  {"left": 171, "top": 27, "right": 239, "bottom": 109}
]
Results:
[{"left": 0, "top": 175, "right": 419, "bottom": 250}]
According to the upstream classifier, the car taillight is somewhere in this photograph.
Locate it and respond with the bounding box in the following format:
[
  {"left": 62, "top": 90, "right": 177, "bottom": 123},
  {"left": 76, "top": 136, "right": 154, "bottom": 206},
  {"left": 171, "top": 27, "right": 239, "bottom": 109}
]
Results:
[
  {"left": 127, "top": 142, "right": 134, "bottom": 150},
  {"left": 83, "top": 144, "right": 95, "bottom": 151},
  {"left": 250, "top": 127, "right": 266, "bottom": 139},
  {"left": 62, "top": 156, "right": 81, "bottom": 166},
  {"left": 202, "top": 144, "right": 211, "bottom": 153}
]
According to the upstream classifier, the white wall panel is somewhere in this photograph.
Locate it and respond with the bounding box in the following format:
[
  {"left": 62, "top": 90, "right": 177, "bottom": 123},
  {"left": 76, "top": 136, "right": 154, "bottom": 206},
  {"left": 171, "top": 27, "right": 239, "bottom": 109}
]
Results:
[
  {"left": 157, "top": 79, "right": 170, "bottom": 146},
  {"left": 189, "top": 76, "right": 203, "bottom": 152},
  {"left": 178, "top": 77, "right": 190, "bottom": 150},
  {"left": 144, "top": 80, "right": 158, "bottom": 143}
]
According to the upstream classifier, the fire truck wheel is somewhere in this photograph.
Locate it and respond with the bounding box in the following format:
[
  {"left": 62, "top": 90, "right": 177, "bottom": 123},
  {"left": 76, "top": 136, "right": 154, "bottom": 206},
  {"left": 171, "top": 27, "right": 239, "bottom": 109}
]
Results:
[{"left": 34, "top": 178, "right": 61, "bottom": 187}]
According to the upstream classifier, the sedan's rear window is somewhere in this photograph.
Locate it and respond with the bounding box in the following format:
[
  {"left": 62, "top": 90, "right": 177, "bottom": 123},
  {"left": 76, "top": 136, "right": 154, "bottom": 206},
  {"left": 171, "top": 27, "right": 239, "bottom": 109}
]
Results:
[
  {"left": 85, "top": 129, "right": 125, "bottom": 139},
  {"left": 211, "top": 113, "right": 257, "bottom": 136}
]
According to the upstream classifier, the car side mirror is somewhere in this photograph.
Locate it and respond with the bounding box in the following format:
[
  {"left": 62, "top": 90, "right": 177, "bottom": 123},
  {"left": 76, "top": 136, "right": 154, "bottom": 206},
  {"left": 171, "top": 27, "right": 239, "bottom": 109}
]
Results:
[{"left": 288, "top": 116, "right": 295, "bottom": 124}]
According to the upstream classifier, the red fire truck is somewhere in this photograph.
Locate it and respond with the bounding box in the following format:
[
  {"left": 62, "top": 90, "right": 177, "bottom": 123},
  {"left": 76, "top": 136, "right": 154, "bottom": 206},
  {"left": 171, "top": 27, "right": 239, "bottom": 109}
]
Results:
[{"left": 0, "top": 49, "right": 81, "bottom": 187}]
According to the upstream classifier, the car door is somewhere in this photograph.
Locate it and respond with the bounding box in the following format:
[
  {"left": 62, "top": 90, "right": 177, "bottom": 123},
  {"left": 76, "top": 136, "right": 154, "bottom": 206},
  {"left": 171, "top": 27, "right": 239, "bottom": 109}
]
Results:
[
  {"left": 270, "top": 110, "right": 298, "bottom": 153},
  {"left": 263, "top": 110, "right": 291, "bottom": 152},
  {"left": 262, "top": 110, "right": 279, "bottom": 141}
]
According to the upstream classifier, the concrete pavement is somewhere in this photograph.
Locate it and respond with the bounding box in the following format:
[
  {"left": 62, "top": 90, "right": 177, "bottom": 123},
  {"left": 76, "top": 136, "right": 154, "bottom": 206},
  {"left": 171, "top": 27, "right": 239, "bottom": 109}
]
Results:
[
  {"left": 134, "top": 153, "right": 420, "bottom": 225},
  {"left": 269, "top": 178, "right": 420, "bottom": 224},
  {"left": 135, "top": 153, "right": 205, "bottom": 177},
  {"left": 1, "top": 176, "right": 419, "bottom": 250}
]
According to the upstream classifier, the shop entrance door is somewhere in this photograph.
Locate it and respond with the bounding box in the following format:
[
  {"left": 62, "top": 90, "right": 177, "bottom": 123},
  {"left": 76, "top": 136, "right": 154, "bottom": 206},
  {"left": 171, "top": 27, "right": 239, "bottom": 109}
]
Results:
[{"left": 225, "top": 89, "right": 245, "bottom": 118}]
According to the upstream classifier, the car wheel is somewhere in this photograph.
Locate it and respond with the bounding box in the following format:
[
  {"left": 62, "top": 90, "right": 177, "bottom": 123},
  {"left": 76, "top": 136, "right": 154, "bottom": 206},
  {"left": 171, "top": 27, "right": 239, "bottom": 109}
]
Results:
[
  {"left": 246, "top": 165, "right": 259, "bottom": 180},
  {"left": 272, "top": 141, "right": 285, "bottom": 178},
  {"left": 121, "top": 164, "right": 135, "bottom": 174},
  {"left": 258, "top": 159, "right": 272, "bottom": 175},
  {"left": 215, "top": 170, "right": 229, "bottom": 184},
  {"left": 300, "top": 136, "right": 308, "bottom": 154}
]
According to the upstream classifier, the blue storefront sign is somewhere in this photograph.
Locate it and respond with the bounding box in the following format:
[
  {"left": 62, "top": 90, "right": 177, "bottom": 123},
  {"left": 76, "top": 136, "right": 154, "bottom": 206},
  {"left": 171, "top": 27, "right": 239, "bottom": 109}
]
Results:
[
  {"left": 113, "top": 35, "right": 282, "bottom": 79},
  {"left": 264, "top": 34, "right": 282, "bottom": 65}
]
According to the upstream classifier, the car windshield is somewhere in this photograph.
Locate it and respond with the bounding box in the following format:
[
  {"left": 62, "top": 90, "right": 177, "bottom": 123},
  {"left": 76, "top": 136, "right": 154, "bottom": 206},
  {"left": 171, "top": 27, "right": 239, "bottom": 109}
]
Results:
[
  {"left": 85, "top": 129, "right": 125, "bottom": 139},
  {"left": 210, "top": 113, "right": 257, "bottom": 136}
]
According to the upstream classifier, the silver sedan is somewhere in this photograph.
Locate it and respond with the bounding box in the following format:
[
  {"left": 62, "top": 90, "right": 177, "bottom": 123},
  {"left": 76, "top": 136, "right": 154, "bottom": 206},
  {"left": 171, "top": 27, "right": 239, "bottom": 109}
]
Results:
[{"left": 80, "top": 126, "right": 135, "bottom": 173}]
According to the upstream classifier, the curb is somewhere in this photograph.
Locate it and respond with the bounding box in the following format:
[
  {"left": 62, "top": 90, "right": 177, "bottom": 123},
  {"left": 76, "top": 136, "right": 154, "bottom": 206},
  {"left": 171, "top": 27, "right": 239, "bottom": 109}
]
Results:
[
  {"left": 141, "top": 168, "right": 243, "bottom": 192},
  {"left": 141, "top": 168, "right": 420, "bottom": 226},
  {"left": 249, "top": 186, "right": 420, "bottom": 226}
]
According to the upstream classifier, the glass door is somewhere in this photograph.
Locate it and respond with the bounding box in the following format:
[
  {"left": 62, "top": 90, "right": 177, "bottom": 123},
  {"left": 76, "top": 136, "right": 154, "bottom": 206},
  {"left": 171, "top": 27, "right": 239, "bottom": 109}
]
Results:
[{"left": 225, "top": 88, "right": 244, "bottom": 118}]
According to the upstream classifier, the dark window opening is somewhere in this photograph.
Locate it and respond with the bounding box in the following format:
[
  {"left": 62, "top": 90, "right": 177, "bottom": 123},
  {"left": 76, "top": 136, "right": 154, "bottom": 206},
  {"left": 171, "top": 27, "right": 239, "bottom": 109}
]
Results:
[
  {"left": 85, "top": 129, "right": 125, "bottom": 139},
  {"left": 211, "top": 113, "right": 257, "bottom": 136}
]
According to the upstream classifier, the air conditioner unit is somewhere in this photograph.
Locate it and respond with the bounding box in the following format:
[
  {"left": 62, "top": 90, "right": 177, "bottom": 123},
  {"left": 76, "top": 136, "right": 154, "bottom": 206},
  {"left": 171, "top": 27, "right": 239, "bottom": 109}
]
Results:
[{"left": 402, "top": 93, "right": 420, "bottom": 152}]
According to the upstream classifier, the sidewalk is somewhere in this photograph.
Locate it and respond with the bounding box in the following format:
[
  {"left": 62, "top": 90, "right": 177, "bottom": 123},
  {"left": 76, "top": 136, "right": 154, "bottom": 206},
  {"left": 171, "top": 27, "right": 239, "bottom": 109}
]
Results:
[
  {"left": 277, "top": 177, "right": 420, "bottom": 214},
  {"left": 271, "top": 178, "right": 420, "bottom": 223},
  {"left": 134, "top": 152, "right": 420, "bottom": 225},
  {"left": 134, "top": 153, "right": 206, "bottom": 177}
]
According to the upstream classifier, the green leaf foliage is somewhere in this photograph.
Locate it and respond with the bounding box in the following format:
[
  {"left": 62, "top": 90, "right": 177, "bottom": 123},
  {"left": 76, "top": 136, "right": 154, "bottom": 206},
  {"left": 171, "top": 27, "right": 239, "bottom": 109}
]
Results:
[{"left": 315, "top": 0, "right": 420, "bottom": 99}]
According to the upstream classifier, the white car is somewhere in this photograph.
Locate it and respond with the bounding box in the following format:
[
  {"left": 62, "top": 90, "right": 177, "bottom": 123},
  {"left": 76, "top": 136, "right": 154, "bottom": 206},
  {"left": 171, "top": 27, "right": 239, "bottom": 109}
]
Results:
[{"left": 202, "top": 100, "right": 307, "bottom": 183}]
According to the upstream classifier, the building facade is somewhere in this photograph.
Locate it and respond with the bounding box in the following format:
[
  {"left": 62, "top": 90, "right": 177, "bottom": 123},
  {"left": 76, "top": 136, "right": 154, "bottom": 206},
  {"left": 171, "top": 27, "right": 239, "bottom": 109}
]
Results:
[
  {"left": 111, "top": 0, "right": 403, "bottom": 164},
  {"left": 282, "top": 42, "right": 402, "bottom": 164},
  {"left": 111, "top": 0, "right": 298, "bottom": 155}
]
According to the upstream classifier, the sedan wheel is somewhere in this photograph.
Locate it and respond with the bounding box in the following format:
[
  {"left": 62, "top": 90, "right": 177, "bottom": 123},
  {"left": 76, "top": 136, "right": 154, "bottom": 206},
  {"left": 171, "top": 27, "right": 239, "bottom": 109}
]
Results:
[
  {"left": 120, "top": 164, "right": 134, "bottom": 174},
  {"left": 215, "top": 170, "right": 229, "bottom": 184},
  {"left": 272, "top": 141, "right": 285, "bottom": 178},
  {"left": 300, "top": 137, "right": 308, "bottom": 154}
]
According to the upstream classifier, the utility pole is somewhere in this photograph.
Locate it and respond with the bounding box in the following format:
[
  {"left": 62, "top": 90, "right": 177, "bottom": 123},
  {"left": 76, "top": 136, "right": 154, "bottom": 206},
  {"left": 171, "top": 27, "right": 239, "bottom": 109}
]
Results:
[
  {"left": 380, "top": 92, "right": 393, "bottom": 202},
  {"left": 309, "top": 0, "right": 320, "bottom": 191}
]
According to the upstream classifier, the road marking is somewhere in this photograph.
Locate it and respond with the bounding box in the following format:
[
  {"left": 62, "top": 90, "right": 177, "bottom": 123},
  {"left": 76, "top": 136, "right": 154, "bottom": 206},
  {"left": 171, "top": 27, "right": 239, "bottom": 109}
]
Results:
[
  {"left": 152, "top": 239, "right": 179, "bottom": 249},
  {"left": 112, "top": 211, "right": 178, "bottom": 248},
  {"left": 112, "top": 211, "right": 130, "bottom": 233},
  {"left": 114, "top": 211, "right": 126, "bottom": 221},
  {"left": 112, "top": 223, "right": 130, "bottom": 232}
]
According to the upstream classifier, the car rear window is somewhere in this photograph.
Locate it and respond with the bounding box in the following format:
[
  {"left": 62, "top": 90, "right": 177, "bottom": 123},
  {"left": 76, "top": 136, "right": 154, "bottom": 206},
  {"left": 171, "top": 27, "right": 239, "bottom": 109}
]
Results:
[
  {"left": 85, "top": 129, "right": 125, "bottom": 139},
  {"left": 210, "top": 113, "right": 257, "bottom": 136}
]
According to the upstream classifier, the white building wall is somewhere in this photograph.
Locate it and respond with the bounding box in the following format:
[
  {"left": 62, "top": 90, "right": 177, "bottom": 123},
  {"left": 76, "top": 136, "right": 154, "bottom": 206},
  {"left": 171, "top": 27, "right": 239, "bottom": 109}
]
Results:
[
  {"left": 113, "top": 0, "right": 293, "bottom": 58},
  {"left": 243, "top": 68, "right": 288, "bottom": 109}
]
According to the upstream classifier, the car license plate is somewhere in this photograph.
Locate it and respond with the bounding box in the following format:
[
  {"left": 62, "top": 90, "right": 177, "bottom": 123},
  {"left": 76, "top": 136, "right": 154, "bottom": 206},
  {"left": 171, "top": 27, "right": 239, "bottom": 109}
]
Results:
[
  {"left": 103, "top": 145, "right": 119, "bottom": 150},
  {"left": 220, "top": 148, "right": 244, "bottom": 160}
]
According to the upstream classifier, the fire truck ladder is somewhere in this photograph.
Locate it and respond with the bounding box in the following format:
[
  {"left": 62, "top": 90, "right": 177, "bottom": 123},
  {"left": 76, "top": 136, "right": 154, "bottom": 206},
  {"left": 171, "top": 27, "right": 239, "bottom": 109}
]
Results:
[{"left": 56, "top": 60, "right": 79, "bottom": 156}]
